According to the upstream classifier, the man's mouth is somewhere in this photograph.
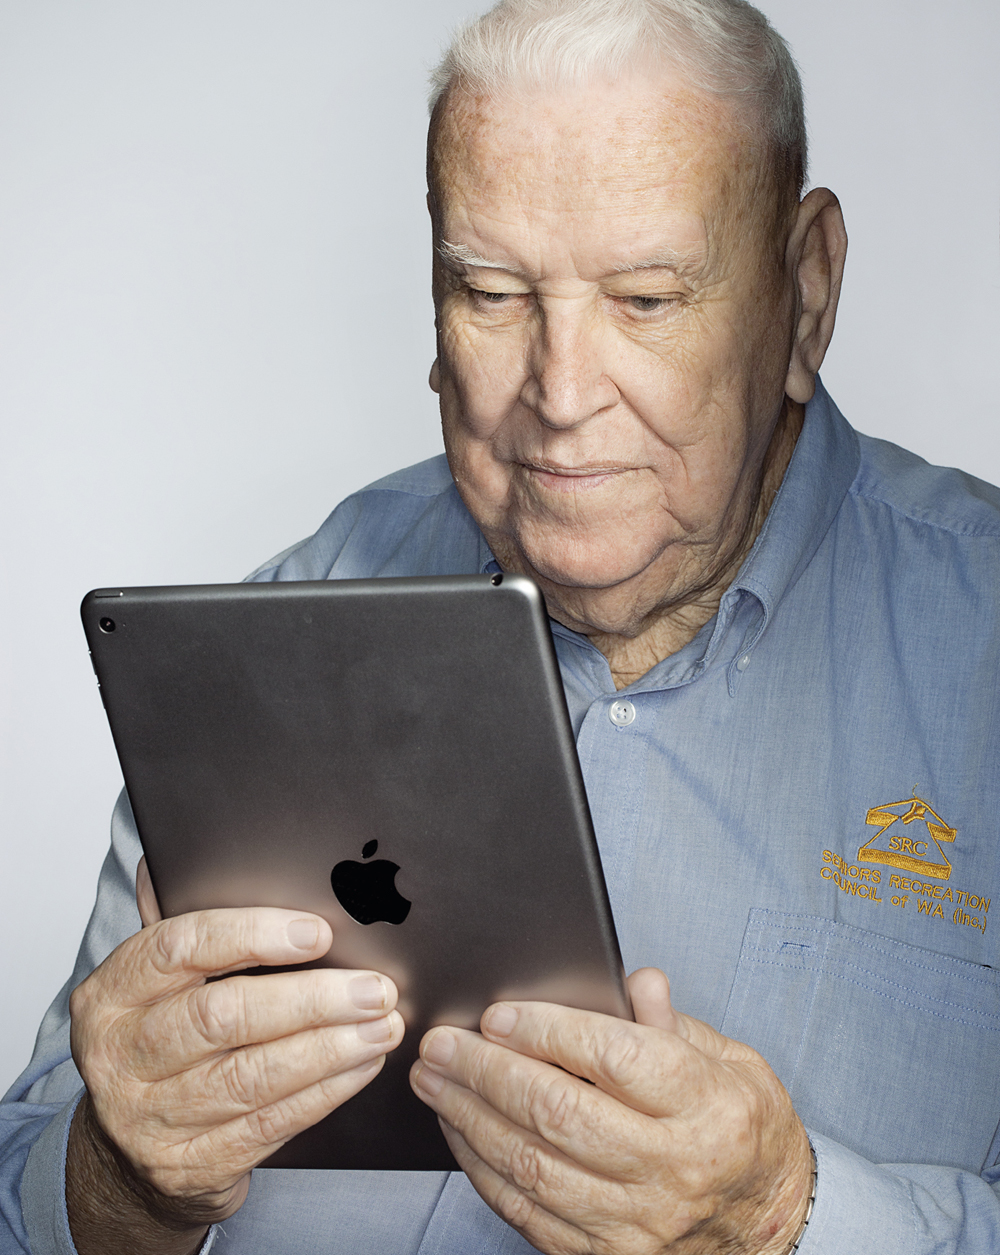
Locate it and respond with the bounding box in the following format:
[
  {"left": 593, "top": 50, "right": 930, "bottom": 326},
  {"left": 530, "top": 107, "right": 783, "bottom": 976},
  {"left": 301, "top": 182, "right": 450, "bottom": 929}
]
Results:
[{"left": 519, "top": 462, "right": 633, "bottom": 492}]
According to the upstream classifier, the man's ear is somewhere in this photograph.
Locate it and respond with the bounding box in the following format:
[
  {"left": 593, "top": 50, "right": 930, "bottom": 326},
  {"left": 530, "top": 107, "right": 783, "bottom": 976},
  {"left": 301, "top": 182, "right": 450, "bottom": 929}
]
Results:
[
  {"left": 784, "top": 188, "right": 848, "bottom": 404},
  {"left": 429, "top": 359, "right": 441, "bottom": 393}
]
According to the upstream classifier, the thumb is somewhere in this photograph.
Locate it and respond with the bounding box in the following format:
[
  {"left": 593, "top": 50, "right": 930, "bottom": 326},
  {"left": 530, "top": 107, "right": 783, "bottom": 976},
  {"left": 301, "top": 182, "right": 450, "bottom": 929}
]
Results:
[
  {"left": 627, "top": 967, "right": 681, "bottom": 1032},
  {"left": 135, "top": 856, "right": 163, "bottom": 927},
  {"left": 627, "top": 968, "right": 748, "bottom": 1062}
]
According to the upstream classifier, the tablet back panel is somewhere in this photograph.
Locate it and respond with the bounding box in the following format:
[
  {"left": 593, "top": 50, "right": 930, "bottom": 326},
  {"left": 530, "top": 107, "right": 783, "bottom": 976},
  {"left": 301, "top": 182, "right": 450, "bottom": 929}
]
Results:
[{"left": 82, "top": 575, "right": 630, "bottom": 1170}]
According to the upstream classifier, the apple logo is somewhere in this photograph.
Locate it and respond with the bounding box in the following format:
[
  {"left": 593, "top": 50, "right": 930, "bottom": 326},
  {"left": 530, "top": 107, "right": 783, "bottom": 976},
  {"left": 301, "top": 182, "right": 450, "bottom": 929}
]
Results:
[{"left": 331, "top": 839, "right": 411, "bottom": 926}]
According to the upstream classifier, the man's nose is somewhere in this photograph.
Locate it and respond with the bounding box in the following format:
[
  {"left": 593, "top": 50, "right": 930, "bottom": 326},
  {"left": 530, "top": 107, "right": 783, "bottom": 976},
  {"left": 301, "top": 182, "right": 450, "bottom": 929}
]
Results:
[{"left": 519, "top": 308, "right": 619, "bottom": 428}]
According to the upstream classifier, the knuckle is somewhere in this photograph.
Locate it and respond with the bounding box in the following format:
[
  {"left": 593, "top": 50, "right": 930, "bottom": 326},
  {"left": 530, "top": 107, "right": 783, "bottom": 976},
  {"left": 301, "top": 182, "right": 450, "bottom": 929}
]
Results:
[
  {"left": 493, "top": 1181, "right": 540, "bottom": 1231},
  {"left": 189, "top": 981, "right": 245, "bottom": 1048},
  {"left": 68, "top": 980, "right": 90, "bottom": 1023},
  {"left": 151, "top": 916, "right": 192, "bottom": 973},
  {"left": 313, "top": 1028, "right": 352, "bottom": 1074},
  {"left": 69, "top": 962, "right": 115, "bottom": 1024},
  {"left": 70, "top": 999, "right": 123, "bottom": 1082},
  {"left": 244, "top": 1098, "right": 291, "bottom": 1148},
  {"left": 465, "top": 1043, "right": 493, "bottom": 1093},
  {"left": 597, "top": 1026, "right": 646, "bottom": 1088},
  {"left": 217, "top": 1049, "right": 266, "bottom": 1110},
  {"left": 300, "top": 973, "right": 339, "bottom": 1028},
  {"left": 501, "top": 1137, "right": 546, "bottom": 1195},
  {"left": 526, "top": 1071, "right": 580, "bottom": 1139}
]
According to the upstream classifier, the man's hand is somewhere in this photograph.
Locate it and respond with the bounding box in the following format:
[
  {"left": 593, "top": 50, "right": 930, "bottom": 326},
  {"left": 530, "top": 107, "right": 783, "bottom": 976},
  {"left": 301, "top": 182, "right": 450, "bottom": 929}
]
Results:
[
  {"left": 410, "top": 968, "right": 812, "bottom": 1255},
  {"left": 67, "top": 860, "right": 403, "bottom": 1254}
]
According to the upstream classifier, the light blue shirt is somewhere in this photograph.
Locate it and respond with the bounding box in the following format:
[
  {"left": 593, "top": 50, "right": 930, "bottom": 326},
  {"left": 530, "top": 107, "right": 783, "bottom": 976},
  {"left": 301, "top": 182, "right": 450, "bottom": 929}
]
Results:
[{"left": 4, "top": 382, "right": 1000, "bottom": 1253}]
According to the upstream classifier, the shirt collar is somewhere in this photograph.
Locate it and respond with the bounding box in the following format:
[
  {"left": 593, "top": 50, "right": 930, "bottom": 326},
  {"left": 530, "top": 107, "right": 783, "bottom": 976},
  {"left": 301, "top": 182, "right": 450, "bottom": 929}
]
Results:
[
  {"left": 728, "top": 379, "right": 859, "bottom": 627},
  {"left": 687, "top": 378, "right": 859, "bottom": 692},
  {"left": 478, "top": 532, "right": 498, "bottom": 576}
]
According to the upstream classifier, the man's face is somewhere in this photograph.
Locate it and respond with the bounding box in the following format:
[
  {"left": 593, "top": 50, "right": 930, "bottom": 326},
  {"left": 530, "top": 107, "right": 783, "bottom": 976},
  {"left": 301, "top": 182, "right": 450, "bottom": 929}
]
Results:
[{"left": 430, "top": 76, "right": 797, "bottom": 636}]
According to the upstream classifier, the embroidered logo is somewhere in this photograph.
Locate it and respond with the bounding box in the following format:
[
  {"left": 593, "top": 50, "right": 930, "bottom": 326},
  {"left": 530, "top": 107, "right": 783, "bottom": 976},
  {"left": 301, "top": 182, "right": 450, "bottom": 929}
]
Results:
[
  {"left": 858, "top": 797, "right": 956, "bottom": 881},
  {"left": 818, "top": 798, "right": 988, "bottom": 932}
]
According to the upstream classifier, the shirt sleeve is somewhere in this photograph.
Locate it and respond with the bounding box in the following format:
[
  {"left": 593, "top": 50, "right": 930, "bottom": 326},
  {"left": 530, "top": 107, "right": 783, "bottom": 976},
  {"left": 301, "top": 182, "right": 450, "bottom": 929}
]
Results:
[
  {"left": 0, "top": 792, "right": 223, "bottom": 1255},
  {"left": 798, "top": 1131, "right": 1000, "bottom": 1254}
]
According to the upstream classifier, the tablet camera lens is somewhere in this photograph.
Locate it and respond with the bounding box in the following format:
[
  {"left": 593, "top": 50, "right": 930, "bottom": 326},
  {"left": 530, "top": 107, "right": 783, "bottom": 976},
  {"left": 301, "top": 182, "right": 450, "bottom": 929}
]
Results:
[
  {"left": 490, "top": 573, "right": 503, "bottom": 586},
  {"left": 99, "top": 617, "right": 116, "bottom": 633}
]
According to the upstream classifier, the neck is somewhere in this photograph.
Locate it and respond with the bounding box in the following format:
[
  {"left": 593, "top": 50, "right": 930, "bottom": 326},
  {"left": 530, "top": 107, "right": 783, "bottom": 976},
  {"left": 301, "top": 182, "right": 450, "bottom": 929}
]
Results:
[{"left": 561, "top": 399, "right": 804, "bottom": 690}]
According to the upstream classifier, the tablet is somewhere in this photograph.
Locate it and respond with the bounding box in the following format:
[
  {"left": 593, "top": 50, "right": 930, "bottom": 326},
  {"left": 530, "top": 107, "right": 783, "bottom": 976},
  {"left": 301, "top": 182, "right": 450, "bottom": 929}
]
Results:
[{"left": 81, "top": 574, "right": 631, "bottom": 1171}]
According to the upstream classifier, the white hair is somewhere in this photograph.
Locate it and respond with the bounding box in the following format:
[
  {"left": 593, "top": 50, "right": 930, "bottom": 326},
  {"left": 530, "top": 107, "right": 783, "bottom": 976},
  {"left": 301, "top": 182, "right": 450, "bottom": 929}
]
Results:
[{"left": 429, "top": 0, "right": 807, "bottom": 197}]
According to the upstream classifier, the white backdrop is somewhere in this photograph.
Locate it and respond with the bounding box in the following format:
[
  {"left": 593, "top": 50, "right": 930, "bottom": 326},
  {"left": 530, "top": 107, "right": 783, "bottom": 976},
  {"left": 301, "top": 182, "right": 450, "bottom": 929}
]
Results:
[{"left": 1, "top": 0, "right": 998, "bottom": 1090}]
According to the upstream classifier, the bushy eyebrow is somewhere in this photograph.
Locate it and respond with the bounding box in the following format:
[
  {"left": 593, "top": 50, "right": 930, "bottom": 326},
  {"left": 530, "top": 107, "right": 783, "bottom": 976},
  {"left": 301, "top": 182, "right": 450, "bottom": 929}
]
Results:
[
  {"left": 437, "top": 240, "right": 700, "bottom": 280},
  {"left": 610, "top": 252, "right": 689, "bottom": 275},
  {"left": 438, "top": 241, "right": 511, "bottom": 270}
]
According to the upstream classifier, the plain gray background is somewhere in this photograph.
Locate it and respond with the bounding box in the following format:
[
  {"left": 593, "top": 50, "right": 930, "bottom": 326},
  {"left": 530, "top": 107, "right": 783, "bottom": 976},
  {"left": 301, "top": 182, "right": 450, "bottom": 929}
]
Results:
[{"left": 1, "top": 0, "right": 998, "bottom": 1091}]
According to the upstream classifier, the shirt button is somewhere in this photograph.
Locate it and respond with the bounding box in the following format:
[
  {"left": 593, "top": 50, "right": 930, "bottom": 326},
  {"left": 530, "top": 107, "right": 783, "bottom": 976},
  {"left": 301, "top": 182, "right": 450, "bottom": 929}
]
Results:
[
  {"left": 736, "top": 654, "right": 750, "bottom": 672},
  {"left": 609, "top": 699, "right": 636, "bottom": 727}
]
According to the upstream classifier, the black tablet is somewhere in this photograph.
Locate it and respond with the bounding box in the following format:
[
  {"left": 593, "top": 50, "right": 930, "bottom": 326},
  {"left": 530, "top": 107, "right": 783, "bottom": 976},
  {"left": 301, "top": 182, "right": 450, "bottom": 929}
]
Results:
[{"left": 81, "top": 574, "right": 631, "bottom": 1170}]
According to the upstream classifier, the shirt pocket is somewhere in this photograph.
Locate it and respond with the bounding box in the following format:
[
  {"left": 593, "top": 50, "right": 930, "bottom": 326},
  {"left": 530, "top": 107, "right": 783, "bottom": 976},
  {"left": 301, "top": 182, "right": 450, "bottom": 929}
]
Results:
[{"left": 719, "top": 909, "right": 1000, "bottom": 1172}]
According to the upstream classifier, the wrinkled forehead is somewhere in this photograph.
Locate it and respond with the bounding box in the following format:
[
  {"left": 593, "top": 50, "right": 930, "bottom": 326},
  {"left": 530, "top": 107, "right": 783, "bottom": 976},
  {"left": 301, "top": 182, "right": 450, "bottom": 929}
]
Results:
[{"left": 428, "top": 75, "right": 761, "bottom": 252}]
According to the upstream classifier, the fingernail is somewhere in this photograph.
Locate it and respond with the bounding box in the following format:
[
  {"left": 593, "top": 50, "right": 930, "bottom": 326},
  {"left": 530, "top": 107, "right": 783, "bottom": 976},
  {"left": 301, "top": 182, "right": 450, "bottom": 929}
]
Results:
[
  {"left": 484, "top": 1004, "right": 518, "bottom": 1037},
  {"left": 286, "top": 918, "right": 320, "bottom": 950},
  {"left": 349, "top": 974, "right": 386, "bottom": 1010},
  {"left": 357, "top": 1016, "right": 393, "bottom": 1044},
  {"left": 413, "top": 1063, "right": 444, "bottom": 1097},
  {"left": 423, "top": 1028, "right": 456, "bottom": 1066}
]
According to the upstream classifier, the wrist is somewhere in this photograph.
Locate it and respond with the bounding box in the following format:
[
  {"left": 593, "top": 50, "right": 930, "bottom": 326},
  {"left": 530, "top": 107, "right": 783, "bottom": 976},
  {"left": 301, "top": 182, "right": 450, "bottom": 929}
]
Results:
[
  {"left": 66, "top": 1093, "right": 214, "bottom": 1255},
  {"left": 782, "top": 1143, "right": 817, "bottom": 1254},
  {"left": 750, "top": 1128, "right": 816, "bottom": 1255}
]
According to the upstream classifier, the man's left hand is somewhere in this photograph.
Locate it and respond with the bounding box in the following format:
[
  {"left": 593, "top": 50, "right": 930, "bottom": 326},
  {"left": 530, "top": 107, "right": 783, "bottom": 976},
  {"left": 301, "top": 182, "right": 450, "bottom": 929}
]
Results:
[{"left": 410, "top": 968, "right": 812, "bottom": 1255}]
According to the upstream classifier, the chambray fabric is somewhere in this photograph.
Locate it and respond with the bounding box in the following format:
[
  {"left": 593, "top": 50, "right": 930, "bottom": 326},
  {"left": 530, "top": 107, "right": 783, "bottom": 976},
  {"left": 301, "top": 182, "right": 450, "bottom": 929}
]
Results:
[{"left": 5, "top": 381, "right": 1000, "bottom": 1254}]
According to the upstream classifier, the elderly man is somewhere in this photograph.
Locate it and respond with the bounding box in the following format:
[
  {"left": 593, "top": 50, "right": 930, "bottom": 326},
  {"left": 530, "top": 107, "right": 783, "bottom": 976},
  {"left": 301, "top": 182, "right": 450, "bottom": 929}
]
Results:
[{"left": 3, "top": 0, "right": 999, "bottom": 1252}]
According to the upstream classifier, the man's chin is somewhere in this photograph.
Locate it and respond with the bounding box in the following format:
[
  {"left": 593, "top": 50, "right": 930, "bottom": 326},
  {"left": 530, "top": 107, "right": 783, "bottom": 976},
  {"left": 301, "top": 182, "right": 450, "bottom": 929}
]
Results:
[
  {"left": 493, "top": 528, "right": 706, "bottom": 636},
  {"left": 505, "top": 540, "right": 669, "bottom": 599}
]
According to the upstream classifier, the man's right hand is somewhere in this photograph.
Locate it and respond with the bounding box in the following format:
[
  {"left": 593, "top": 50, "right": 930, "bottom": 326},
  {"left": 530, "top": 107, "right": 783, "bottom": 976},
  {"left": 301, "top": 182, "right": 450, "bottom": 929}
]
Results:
[{"left": 66, "top": 861, "right": 402, "bottom": 1254}]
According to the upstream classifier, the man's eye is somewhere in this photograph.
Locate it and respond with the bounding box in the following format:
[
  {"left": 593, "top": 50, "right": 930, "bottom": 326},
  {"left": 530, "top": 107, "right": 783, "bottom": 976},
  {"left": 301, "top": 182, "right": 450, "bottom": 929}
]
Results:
[
  {"left": 627, "top": 295, "right": 674, "bottom": 313},
  {"left": 471, "top": 288, "right": 511, "bottom": 303}
]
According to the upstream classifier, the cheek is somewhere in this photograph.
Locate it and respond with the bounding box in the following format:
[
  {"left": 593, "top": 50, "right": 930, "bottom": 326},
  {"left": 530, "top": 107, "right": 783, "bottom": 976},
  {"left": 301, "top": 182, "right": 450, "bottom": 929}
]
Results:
[
  {"left": 438, "top": 317, "right": 527, "bottom": 439},
  {"left": 622, "top": 331, "right": 739, "bottom": 462},
  {"left": 436, "top": 329, "right": 521, "bottom": 526},
  {"left": 618, "top": 347, "right": 768, "bottom": 533}
]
